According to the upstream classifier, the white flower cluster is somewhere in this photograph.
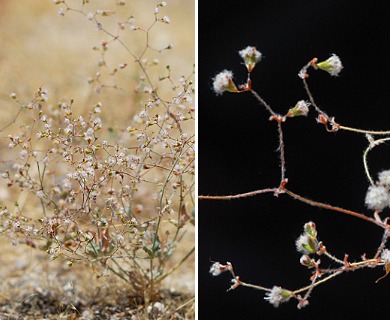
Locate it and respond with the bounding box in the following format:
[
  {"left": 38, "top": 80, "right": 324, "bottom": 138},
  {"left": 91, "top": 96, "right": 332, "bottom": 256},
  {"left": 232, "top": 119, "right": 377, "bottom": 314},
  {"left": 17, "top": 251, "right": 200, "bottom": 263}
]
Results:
[
  {"left": 212, "top": 70, "right": 238, "bottom": 95},
  {"left": 365, "top": 170, "right": 390, "bottom": 211},
  {"left": 238, "top": 46, "right": 262, "bottom": 72},
  {"left": 287, "top": 100, "right": 310, "bottom": 117},
  {"left": 316, "top": 54, "right": 343, "bottom": 77},
  {"left": 295, "top": 221, "right": 318, "bottom": 255},
  {"left": 381, "top": 248, "right": 390, "bottom": 263},
  {"left": 264, "top": 286, "right": 292, "bottom": 307}
]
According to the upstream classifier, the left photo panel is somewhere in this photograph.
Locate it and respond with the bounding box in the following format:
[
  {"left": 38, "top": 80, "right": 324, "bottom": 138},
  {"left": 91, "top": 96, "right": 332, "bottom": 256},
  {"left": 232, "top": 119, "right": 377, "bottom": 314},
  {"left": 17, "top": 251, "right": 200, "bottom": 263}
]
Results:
[{"left": 0, "top": 1, "right": 195, "bottom": 318}]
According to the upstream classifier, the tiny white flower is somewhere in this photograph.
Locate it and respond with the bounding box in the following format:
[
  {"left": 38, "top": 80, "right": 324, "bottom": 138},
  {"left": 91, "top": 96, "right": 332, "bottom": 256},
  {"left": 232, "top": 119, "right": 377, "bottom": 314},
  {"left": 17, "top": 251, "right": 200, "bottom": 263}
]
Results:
[
  {"left": 18, "top": 150, "right": 28, "bottom": 159},
  {"left": 36, "top": 190, "right": 44, "bottom": 198},
  {"left": 57, "top": 7, "right": 65, "bottom": 16},
  {"left": 116, "top": 234, "right": 125, "bottom": 243},
  {"left": 264, "top": 286, "right": 292, "bottom": 307},
  {"left": 139, "top": 110, "right": 148, "bottom": 118},
  {"left": 209, "top": 262, "right": 227, "bottom": 276},
  {"left": 239, "top": 46, "right": 262, "bottom": 72},
  {"left": 378, "top": 170, "right": 390, "bottom": 186},
  {"left": 287, "top": 100, "right": 310, "bottom": 117},
  {"left": 299, "top": 69, "right": 307, "bottom": 80},
  {"left": 212, "top": 70, "right": 238, "bottom": 95},
  {"left": 296, "top": 233, "right": 317, "bottom": 254},
  {"left": 147, "top": 302, "right": 165, "bottom": 316},
  {"left": 316, "top": 54, "right": 343, "bottom": 76},
  {"left": 381, "top": 249, "right": 390, "bottom": 262},
  {"left": 365, "top": 185, "right": 390, "bottom": 211},
  {"left": 162, "top": 15, "right": 170, "bottom": 24}
]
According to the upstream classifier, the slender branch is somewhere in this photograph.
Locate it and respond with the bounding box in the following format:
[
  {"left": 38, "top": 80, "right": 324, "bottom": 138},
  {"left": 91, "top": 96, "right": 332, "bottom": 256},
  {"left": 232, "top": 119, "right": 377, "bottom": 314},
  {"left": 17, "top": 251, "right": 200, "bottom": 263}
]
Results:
[
  {"left": 293, "top": 271, "right": 343, "bottom": 295},
  {"left": 363, "top": 146, "right": 375, "bottom": 186},
  {"left": 363, "top": 136, "right": 390, "bottom": 186},
  {"left": 373, "top": 229, "right": 389, "bottom": 259},
  {"left": 339, "top": 125, "right": 390, "bottom": 135},
  {"left": 198, "top": 188, "right": 278, "bottom": 200},
  {"left": 277, "top": 120, "right": 286, "bottom": 183},
  {"left": 239, "top": 281, "right": 272, "bottom": 292},
  {"left": 156, "top": 246, "right": 195, "bottom": 283},
  {"left": 250, "top": 89, "right": 277, "bottom": 116},
  {"left": 302, "top": 78, "right": 327, "bottom": 115},
  {"left": 283, "top": 188, "right": 386, "bottom": 228}
]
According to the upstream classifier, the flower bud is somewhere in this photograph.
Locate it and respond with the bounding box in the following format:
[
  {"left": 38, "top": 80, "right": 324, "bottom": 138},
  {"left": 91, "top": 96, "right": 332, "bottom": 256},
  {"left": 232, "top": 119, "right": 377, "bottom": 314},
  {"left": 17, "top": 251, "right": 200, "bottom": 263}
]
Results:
[
  {"left": 365, "top": 185, "right": 390, "bottom": 211},
  {"left": 264, "top": 286, "right": 292, "bottom": 307},
  {"left": 238, "top": 46, "right": 262, "bottom": 73},
  {"left": 316, "top": 54, "right": 343, "bottom": 76},
  {"left": 300, "top": 255, "right": 316, "bottom": 268},
  {"left": 378, "top": 170, "right": 390, "bottom": 187},
  {"left": 287, "top": 100, "right": 310, "bottom": 117},
  {"left": 296, "top": 233, "right": 317, "bottom": 255},
  {"left": 304, "top": 221, "right": 317, "bottom": 238},
  {"left": 212, "top": 70, "right": 239, "bottom": 95}
]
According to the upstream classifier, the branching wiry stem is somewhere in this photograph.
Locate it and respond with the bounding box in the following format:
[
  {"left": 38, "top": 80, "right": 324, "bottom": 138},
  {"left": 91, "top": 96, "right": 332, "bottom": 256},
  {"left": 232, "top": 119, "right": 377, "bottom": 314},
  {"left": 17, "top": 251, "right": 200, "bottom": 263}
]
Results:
[
  {"left": 363, "top": 136, "right": 390, "bottom": 186},
  {"left": 239, "top": 281, "right": 272, "bottom": 292},
  {"left": 293, "top": 270, "right": 343, "bottom": 295},
  {"left": 283, "top": 188, "right": 386, "bottom": 228},
  {"left": 277, "top": 120, "right": 286, "bottom": 183},
  {"left": 250, "top": 89, "right": 277, "bottom": 117},
  {"left": 302, "top": 78, "right": 327, "bottom": 115},
  {"left": 198, "top": 188, "right": 278, "bottom": 200},
  {"left": 363, "top": 146, "right": 375, "bottom": 186},
  {"left": 208, "top": 50, "right": 390, "bottom": 308},
  {"left": 339, "top": 125, "right": 390, "bottom": 135}
]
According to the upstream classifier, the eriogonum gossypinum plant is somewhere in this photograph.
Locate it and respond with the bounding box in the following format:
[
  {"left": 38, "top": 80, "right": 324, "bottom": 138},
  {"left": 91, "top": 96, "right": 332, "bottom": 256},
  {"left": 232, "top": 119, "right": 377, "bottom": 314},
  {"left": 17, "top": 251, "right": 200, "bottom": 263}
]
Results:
[
  {"left": 0, "top": 0, "right": 194, "bottom": 307},
  {"left": 201, "top": 46, "right": 390, "bottom": 309}
]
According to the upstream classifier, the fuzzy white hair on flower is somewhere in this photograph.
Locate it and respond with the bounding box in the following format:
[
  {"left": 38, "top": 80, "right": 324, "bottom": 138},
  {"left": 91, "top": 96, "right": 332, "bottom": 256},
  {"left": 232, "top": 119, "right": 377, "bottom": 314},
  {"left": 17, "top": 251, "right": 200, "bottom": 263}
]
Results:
[
  {"left": 288, "top": 100, "right": 310, "bottom": 117},
  {"left": 264, "top": 286, "right": 292, "bottom": 307},
  {"left": 209, "top": 261, "right": 228, "bottom": 276},
  {"left": 365, "top": 185, "right": 390, "bottom": 211},
  {"left": 298, "top": 66, "right": 308, "bottom": 79},
  {"left": 296, "top": 233, "right": 317, "bottom": 255},
  {"left": 378, "top": 170, "right": 390, "bottom": 186},
  {"left": 381, "top": 249, "right": 390, "bottom": 263},
  {"left": 316, "top": 54, "right": 343, "bottom": 77},
  {"left": 212, "top": 70, "right": 238, "bottom": 95},
  {"left": 239, "top": 46, "right": 262, "bottom": 72}
]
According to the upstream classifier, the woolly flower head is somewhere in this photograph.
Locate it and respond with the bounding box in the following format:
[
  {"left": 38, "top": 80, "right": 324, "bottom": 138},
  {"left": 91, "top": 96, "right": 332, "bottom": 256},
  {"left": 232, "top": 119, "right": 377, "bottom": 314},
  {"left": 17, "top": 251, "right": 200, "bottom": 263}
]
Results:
[
  {"left": 212, "top": 70, "right": 238, "bottom": 95},
  {"left": 296, "top": 233, "right": 317, "bottom": 254},
  {"left": 378, "top": 170, "right": 390, "bottom": 187},
  {"left": 239, "top": 46, "right": 262, "bottom": 72},
  {"left": 287, "top": 100, "right": 310, "bottom": 117},
  {"left": 316, "top": 54, "right": 343, "bottom": 76},
  {"left": 296, "top": 221, "right": 318, "bottom": 254},
  {"left": 209, "top": 261, "right": 231, "bottom": 276},
  {"left": 381, "top": 249, "right": 390, "bottom": 263},
  {"left": 365, "top": 185, "right": 390, "bottom": 211},
  {"left": 264, "top": 286, "right": 292, "bottom": 307}
]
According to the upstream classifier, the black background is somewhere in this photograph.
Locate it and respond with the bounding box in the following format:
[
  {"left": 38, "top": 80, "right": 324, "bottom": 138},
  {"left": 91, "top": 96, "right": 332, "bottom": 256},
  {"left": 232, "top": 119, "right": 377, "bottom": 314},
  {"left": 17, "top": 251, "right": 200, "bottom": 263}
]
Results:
[{"left": 199, "top": 1, "right": 390, "bottom": 319}]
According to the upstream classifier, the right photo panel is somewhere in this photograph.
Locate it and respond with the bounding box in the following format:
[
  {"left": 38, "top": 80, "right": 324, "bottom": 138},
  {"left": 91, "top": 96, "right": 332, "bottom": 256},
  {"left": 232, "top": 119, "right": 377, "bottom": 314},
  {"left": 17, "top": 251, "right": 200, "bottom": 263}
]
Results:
[{"left": 198, "top": 1, "right": 390, "bottom": 319}]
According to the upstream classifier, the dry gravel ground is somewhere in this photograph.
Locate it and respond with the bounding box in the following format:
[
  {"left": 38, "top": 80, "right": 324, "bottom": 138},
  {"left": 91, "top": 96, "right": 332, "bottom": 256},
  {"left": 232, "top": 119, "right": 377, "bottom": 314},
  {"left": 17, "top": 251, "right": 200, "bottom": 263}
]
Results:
[{"left": 0, "top": 237, "right": 194, "bottom": 319}]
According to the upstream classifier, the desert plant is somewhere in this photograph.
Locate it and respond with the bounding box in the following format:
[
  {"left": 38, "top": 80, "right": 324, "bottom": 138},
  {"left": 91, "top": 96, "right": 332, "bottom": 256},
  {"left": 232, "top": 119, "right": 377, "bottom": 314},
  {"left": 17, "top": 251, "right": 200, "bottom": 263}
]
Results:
[
  {"left": 201, "top": 46, "right": 390, "bottom": 309},
  {"left": 0, "top": 0, "right": 194, "bottom": 314}
]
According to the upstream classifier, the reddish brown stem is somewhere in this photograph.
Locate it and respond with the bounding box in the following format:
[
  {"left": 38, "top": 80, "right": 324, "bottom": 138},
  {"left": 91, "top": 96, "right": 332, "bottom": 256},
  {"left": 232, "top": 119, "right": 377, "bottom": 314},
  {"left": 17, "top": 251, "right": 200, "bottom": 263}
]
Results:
[
  {"left": 283, "top": 188, "right": 386, "bottom": 229},
  {"left": 198, "top": 188, "right": 277, "bottom": 200}
]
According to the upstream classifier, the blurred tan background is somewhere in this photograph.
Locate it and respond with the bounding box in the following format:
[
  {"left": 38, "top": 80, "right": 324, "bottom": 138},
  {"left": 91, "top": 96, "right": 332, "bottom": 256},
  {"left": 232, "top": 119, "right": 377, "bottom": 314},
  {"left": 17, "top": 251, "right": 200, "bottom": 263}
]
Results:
[{"left": 0, "top": 0, "right": 194, "bottom": 316}]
